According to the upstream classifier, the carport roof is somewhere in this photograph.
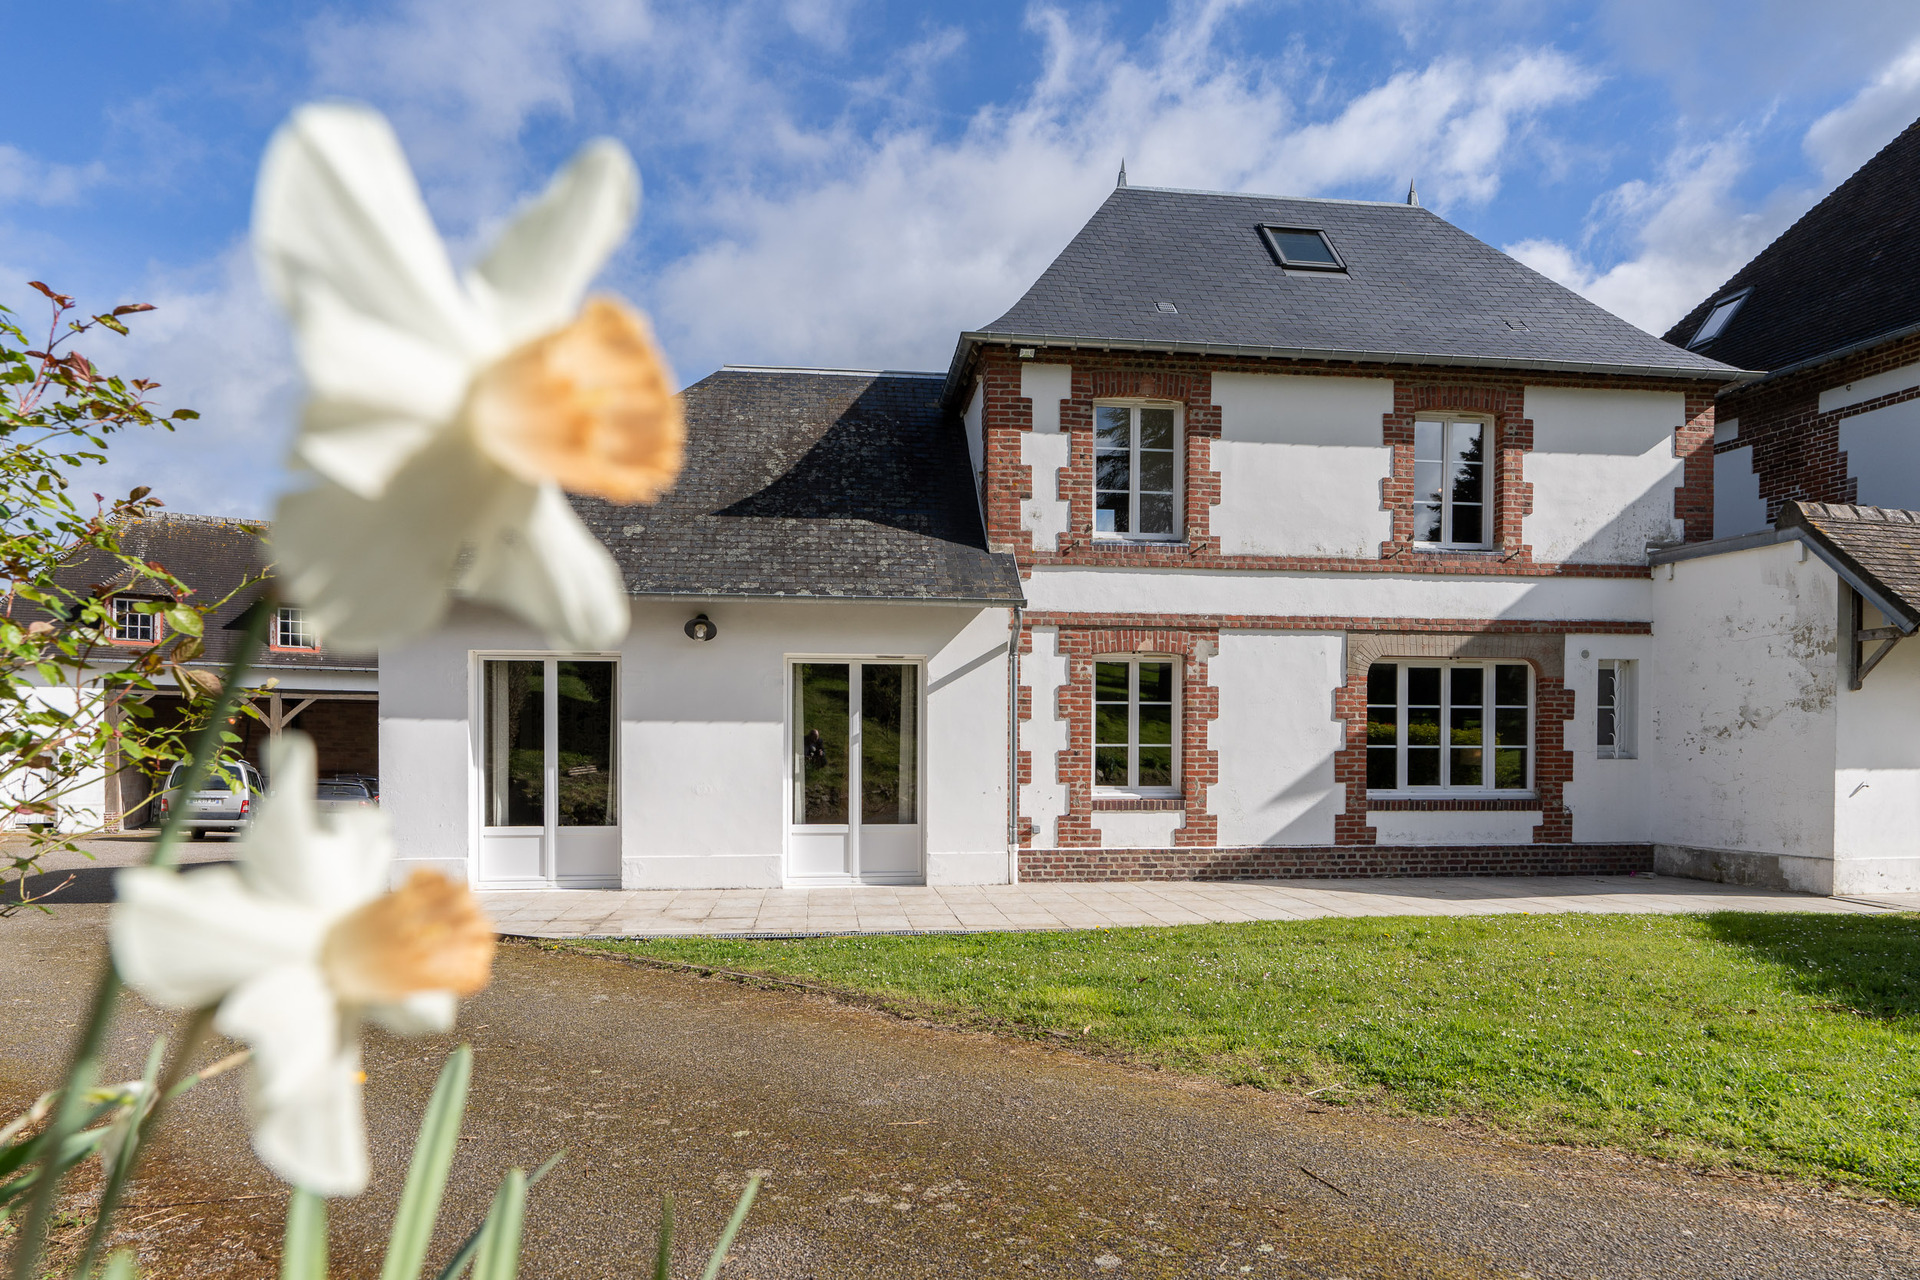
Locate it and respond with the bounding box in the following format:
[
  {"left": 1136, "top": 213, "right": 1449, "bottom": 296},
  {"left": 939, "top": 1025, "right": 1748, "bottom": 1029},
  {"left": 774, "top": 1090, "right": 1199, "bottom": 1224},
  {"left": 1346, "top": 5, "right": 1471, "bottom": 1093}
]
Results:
[{"left": 571, "top": 368, "right": 1024, "bottom": 606}]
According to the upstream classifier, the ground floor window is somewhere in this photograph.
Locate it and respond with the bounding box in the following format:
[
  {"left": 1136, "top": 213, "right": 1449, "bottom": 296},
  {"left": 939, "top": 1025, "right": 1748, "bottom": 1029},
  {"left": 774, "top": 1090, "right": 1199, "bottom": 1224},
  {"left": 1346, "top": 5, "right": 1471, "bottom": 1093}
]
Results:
[
  {"left": 1094, "top": 656, "right": 1178, "bottom": 793},
  {"left": 1367, "top": 661, "right": 1530, "bottom": 792},
  {"left": 792, "top": 661, "right": 919, "bottom": 827},
  {"left": 1597, "top": 659, "right": 1636, "bottom": 759},
  {"left": 482, "top": 657, "right": 617, "bottom": 829}
]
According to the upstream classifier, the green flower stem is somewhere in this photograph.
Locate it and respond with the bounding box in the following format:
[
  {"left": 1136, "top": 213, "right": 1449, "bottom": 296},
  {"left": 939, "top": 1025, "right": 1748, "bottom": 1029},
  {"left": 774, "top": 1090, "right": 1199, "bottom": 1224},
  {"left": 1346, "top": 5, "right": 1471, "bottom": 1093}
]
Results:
[
  {"left": 7, "top": 604, "right": 267, "bottom": 1280},
  {"left": 70, "top": 1007, "right": 216, "bottom": 1279}
]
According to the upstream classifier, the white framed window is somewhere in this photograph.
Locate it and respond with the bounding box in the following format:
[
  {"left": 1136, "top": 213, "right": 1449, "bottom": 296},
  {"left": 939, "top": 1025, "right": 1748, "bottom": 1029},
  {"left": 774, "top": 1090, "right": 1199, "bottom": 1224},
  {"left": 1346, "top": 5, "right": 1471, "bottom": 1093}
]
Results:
[
  {"left": 1597, "top": 659, "right": 1636, "bottom": 759},
  {"left": 1413, "top": 417, "right": 1489, "bottom": 548},
  {"left": 111, "top": 597, "right": 157, "bottom": 644},
  {"left": 1093, "top": 403, "right": 1181, "bottom": 540},
  {"left": 1367, "top": 661, "right": 1531, "bottom": 792},
  {"left": 274, "top": 605, "right": 318, "bottom": 650},
  {"left": 1094, "top": 656, "right": 1178, "bottom": 794}
]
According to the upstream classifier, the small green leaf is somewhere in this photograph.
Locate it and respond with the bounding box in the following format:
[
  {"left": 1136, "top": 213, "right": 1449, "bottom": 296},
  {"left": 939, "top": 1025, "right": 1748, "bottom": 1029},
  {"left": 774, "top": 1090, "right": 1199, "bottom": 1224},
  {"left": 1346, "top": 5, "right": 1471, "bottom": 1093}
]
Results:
[
  {"left": 94, "top": 315, "right": 130, "bottom": 336},
  {"left": 470, "top": 1168, "right": 527, "bottom": 1280},
  {"left": 281, "top": 1188, "right": 328, "bottom": 1280},
  {"left": 170, "top": 409, "right": 199, "bottom": 420},
  {"left": 379, "top": 1046, "right": 472, "bottom": 1280},
  {"left": 165, "top": 607, "right": 202, "bottom": 638},
  {"left": 698, "top": 1177, "right": 760, "bottom": 1280}
]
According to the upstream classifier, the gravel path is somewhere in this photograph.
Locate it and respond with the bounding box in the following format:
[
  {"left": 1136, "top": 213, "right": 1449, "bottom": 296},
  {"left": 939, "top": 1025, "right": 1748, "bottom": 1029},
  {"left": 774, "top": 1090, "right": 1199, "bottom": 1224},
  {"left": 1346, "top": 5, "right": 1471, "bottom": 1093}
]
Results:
[{"left": 4, "top": 906, "right": 1918, "bottom": 1278}]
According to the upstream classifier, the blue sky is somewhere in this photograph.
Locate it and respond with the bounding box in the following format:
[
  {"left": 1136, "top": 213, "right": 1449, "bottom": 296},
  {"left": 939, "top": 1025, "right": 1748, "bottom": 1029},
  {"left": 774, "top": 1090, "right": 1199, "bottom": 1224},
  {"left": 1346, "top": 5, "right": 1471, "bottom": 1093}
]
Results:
[{"left": 6, "top": 0, "right": 1920, "bottom": 517}]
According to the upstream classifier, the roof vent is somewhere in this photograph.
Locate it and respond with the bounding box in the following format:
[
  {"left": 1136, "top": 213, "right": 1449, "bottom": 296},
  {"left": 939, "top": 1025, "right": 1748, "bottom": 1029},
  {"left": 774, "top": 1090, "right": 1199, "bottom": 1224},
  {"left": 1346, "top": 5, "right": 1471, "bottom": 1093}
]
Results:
[
  {"left": 1502, "top": 318, "right": 1529, "bottom": 332},
  {"left": 1156, "top": 301, "right": 1178, "bottom": 314}
]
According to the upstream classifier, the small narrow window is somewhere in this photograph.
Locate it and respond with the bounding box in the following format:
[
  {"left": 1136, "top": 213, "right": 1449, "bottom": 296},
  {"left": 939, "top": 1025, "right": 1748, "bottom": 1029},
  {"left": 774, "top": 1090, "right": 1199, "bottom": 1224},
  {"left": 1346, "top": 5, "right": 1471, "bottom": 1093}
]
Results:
[
  {"left": 274, "top": 605, "right": 319, "bottom": 650},
  {"left": 1093, "top": 657, "right": 1178, "bottom": 793},
  {"left": 1093, "top": 405, "right": 1180, "bottom": 540},
  {"left": 1597, "top": 659, "right": 1636, "bottom": 759},
  {"left": 1413, "top": 419, "right": 1488, "bottom": 548},
  {"left": 1365, "top": 661, "right": 1530, "bottom": 792},
  {"left": 1258, "top": 226, "right": 1345, "bottom": 271},
  {"left": 1688, "top": 291, "right": 1748, "bottom": 349},
  {"left": 111, "top": 598, "right": 157, "bottom": 644}
]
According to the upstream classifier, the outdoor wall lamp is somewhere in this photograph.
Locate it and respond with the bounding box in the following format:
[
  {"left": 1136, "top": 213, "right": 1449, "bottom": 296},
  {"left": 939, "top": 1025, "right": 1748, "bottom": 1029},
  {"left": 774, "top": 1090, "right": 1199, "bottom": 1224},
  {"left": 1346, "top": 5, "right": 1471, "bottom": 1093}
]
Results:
[{"left": 684, "top": 613, "right": 718, "bottom": 642}]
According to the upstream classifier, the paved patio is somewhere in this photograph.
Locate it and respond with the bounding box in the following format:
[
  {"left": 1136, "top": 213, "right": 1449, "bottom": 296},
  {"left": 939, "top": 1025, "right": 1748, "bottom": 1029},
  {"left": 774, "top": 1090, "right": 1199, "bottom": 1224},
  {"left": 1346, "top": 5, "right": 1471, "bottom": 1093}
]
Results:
[{"left": 482, "top": 874, "right": 1919, "bottom": 938}]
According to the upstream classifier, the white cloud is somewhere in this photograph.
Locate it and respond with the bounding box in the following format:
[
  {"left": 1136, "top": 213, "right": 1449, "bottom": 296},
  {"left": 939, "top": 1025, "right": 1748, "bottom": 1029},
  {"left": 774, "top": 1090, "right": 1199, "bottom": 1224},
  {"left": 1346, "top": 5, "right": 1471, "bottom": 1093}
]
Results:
[
  {"left": 1804, "top": 35, "right": 1920, "bottom": 184},
  {"left": 0, "top": 145, "right": 106, "bottom": 207},
  {"left": 75, "top": 242, "right": 298, "bottom": 518},
  {"left": 650, "top": 7, "right": 1599, "bottom": 373},
  {"left": 1505, "top": 135, "right": 1812, "bottom": 336}
]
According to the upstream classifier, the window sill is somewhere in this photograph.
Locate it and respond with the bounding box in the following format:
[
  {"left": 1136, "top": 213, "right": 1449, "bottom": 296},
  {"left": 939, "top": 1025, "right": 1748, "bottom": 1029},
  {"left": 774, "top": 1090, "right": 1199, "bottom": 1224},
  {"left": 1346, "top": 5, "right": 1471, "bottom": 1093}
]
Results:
[
  {"left": 1409, "top": 544, "right": 1498, "bottom": 555},
  {"left": 1089, "top": 537, "right": 1186, "bottom": 548},
  {"left": 1366, "top": 794, "right": 1538, "bottom": 811},
  {"left": 1092, "top": 794, "right": 1183, "bottom": 811}
]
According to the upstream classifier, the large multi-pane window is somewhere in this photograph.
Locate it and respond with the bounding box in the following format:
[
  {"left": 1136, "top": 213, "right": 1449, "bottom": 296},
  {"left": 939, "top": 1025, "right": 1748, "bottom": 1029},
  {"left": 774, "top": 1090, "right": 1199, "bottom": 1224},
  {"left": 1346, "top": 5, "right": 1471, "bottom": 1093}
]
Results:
[
  {"left": 1094, "top": 405, "right": 1179, "bottom": 539},
  {"left": 1094, "top": 657, "right": 1177, "bottom": 792},
  {"left": 1367, "top": 662, "right": 1530, "bottom": 791},
  {"left": 111, "top": 597, "right": 156, "bottom": 644},
  {"left": 1413, "top": 418, "right": 1487, "bottom": 547},
  {"left": 1597, "top": 659, "right": 1636, "bottom": 759}
]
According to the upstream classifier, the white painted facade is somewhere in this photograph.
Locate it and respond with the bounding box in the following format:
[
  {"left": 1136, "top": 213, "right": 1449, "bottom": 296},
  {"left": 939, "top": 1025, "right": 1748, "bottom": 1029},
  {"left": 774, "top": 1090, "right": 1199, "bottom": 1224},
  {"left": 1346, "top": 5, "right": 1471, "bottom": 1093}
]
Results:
[
  {"left": 382, "top": 599, "right": 1013, "bottom": 891},
  {"left": 1522, "top": 387, "right": 1687, "bottom": 560},
  {"left": 1206, "top": 632, "right": 1344, "bottom": 847},
  {"left": 1647, "top": 537, "right": 1920, "bottom": 893}
]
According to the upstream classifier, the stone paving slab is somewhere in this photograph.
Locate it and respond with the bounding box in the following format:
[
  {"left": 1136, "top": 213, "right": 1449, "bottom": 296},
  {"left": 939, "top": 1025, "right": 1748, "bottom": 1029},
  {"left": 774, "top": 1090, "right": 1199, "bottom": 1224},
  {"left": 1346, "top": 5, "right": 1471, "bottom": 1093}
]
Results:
[{"left": 482, "top": 873, "right": 1907, "bottom": 939}]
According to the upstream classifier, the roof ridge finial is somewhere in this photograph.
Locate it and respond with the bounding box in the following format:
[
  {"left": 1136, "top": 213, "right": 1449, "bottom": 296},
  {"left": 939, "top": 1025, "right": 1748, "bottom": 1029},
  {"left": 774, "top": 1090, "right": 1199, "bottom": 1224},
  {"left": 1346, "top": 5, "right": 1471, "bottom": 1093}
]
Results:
[
  {"left": 1406, "top": 179, "right": 1419, "bottom": 207},
  {"left": 1117, "top": 159, "right": 1128, "bottom": 188}
]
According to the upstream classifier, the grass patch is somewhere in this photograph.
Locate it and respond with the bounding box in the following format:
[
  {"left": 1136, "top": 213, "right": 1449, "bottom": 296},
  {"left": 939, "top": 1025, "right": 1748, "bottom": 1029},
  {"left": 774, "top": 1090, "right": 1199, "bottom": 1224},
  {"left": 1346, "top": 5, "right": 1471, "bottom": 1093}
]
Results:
[{"left": 576, "top": 912, "right": 1920, "bottom": 1201}]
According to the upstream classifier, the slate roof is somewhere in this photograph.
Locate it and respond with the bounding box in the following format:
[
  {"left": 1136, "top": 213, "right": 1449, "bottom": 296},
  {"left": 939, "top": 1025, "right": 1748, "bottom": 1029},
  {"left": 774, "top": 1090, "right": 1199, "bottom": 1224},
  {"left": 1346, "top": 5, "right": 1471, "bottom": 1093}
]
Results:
[
  {"left": 1777, "top": 501, "right": 1920, "bottom": 630},
  {"left": 953, "top": 185, "right": 1746, "bottom": 387},
  {"left": 571, "top": 369, "right": 1023, "bottom": 605},
  {"left": 1663, "top": 117, "right": 1920, "bottom": 374},
  {"left": 50, "top": 513, "right": 372, "bottom": 671}
]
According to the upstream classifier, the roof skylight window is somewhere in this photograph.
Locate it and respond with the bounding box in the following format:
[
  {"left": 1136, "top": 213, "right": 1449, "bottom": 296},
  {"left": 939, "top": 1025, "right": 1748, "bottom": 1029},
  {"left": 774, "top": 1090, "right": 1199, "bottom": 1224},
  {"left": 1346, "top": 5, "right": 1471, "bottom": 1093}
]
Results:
[
  {"left": 1688, "top": 289, "right": 1749, "bottom": 348},
  {"left": 1259, "top": 226, "right": 1345, "bottom": 271}
]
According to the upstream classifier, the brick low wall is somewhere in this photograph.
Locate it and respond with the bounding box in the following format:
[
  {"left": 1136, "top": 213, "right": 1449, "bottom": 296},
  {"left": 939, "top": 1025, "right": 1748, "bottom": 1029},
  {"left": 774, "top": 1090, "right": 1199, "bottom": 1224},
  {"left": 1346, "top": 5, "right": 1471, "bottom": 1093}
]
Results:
[{"left": 1019, "top": 844, "right": 1655, "bottom": 881}]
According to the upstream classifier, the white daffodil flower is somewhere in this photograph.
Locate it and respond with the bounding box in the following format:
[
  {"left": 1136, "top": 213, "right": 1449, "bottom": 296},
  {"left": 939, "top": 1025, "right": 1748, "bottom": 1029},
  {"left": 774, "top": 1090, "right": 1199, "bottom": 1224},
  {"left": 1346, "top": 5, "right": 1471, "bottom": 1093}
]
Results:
[
  {"left": 110, "top": 734, "right": 494, "bottom": 1196},
  {"left": 254, "top": 102, "right": 684, "bottom": 653}
]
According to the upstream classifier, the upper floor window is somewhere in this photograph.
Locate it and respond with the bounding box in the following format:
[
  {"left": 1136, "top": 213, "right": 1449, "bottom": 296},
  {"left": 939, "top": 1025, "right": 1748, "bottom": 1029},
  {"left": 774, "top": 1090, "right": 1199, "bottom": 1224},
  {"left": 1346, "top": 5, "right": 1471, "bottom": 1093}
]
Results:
[
  {"left": 274, "top": 605, "right": 319, "bottom": 651},
  {"left": 111, "top": 597, "right": 157, "bottom": 645},
  {"left": 1687, "top": 290, "right": 1748, "bottom": 349},
  {"left": 1258, "top": 226, "right": 1346, "bottom": 272},
  {"left": 1367, "top": 661, "right": 1530, "bottom": 793},
  {"left": 1094, "top": 656, "right": 1178, "bottom": 794},
  {"left": 1094, "top": 404, "right": 1180, "bottom": 540},
  {"left": 1597, "top": 659, "right": 1636, "bottom": 759},
  {"left": 1413, "top": 418, "right": 1488, "bottom": 548}
]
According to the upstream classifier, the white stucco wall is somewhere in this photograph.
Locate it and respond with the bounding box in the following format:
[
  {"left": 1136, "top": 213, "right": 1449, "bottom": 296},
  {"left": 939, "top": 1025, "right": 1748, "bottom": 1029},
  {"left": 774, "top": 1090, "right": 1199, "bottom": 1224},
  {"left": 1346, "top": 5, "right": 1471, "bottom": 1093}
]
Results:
[
  {"left": 1091, "top": 809, "right": 1184, "bottom": 847},
  {"left": 1818, "top": 359, "right": 1920, "bottom": 413},
  {"left": 1523, "top": 386, "right": 1686, "bottom": 561},
  {"left": 1561, "top": 633, "right": 1654, "bottom": 844},
  {"left": 381, "top": 600, "right": 1012, "bottom": 890},
  {"left": 1024, "top": 566, "right": 1651, "bottom": 623},
  {"left": 1714, "top": 445, "right": 1767, "bottom": 538},
  {"left": 1209, "top": 372, "right": 1393, "bottom": 558},
  {"left": 1021, "top": 362, "right": 1071, "bottom": 434},
  {"left": 1649, "top": 542, "right": 1839, "bottom": 891},
  {"left": 1207, "top": 631, "right": 1344, "bottom": 845},
  {"left": 963, "top": 379, "right": 985, "bottom": 482},
  {"left": 1833, "top": 613, "right": 1920, "bottom": 893},
  {"left": 1021, "top": 433, "right": 1072, "bottom": 550},
  {"left": 1019, "top": 626, "right": 1070, "bottom": 847},
  {"left": 1838, "top": 399, "right": 1920, "bottom": 511}
]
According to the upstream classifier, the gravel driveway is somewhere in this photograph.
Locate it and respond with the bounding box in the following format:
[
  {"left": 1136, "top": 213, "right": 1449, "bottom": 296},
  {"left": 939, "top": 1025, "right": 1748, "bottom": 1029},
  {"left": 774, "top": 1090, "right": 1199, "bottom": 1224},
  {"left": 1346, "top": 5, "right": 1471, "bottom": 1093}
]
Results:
[{"left": 3, "top": 905, "right": 1918, "bottom": 1279}]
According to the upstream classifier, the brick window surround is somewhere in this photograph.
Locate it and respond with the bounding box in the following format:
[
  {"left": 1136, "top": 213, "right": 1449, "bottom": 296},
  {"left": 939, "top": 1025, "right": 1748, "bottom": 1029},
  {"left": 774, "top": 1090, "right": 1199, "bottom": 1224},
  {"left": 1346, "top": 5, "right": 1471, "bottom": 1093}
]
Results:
[{"left": 1335, "top": 632, "right": 1573, "bottom": 845}]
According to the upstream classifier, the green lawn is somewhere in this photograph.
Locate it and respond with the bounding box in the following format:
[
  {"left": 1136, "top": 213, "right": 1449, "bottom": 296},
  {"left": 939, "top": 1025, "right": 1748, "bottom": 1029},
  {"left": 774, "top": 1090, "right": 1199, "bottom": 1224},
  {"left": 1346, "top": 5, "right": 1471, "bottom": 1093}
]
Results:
[{"left": 576, "top": 912, "right": 1920, "bottom": 1201}]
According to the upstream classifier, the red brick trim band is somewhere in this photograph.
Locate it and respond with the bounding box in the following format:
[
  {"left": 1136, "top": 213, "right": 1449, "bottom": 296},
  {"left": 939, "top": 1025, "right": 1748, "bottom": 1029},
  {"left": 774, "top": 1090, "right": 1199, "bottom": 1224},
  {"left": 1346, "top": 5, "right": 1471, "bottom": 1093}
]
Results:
[
  {"left": 1019, "top": 844, "right": 1654, "bottom": 881},
  {"left": 1365, "top": 797, "right": 1540, "bottom": 811},
  {"left": 1026, "top": 613, "right": 1653, "bottom": 636},
  {"left": 1091, "top": 797, "right": 1184, "bottom": 811}
]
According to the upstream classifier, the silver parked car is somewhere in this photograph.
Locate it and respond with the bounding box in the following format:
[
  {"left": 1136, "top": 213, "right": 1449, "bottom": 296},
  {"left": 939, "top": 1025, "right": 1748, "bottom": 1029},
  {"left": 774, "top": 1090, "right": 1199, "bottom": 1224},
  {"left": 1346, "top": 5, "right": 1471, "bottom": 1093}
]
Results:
[
  {"left": 157, "top": 758, "right": 265, "bottom": 839},
  {"left": 316, "top": 777, "right": 376, "bottom": 813}
]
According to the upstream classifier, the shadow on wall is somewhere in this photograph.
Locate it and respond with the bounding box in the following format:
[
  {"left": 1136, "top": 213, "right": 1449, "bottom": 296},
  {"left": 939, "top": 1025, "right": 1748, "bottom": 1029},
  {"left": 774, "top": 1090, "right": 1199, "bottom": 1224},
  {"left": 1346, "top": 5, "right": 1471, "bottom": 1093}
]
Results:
[{"left": 1703, "top": 911, "right": 1920, "bottom": 1021}]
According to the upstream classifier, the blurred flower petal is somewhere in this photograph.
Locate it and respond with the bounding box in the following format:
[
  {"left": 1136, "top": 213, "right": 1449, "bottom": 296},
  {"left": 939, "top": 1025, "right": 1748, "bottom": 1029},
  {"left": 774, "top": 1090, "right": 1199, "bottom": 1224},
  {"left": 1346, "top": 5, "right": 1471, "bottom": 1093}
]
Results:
[
  {"left": 112, "top": 866, "right": 319, "bottom": 1009},
  {"left": 458, "top": 479, "right": 631, "bottom": 651}
]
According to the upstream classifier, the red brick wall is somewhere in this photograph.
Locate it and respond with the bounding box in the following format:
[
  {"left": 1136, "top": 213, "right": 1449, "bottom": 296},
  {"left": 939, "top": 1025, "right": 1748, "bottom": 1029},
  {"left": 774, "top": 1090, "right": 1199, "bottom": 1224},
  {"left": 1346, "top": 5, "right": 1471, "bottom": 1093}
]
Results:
[
  {"left": 976, "top": 344, "right": 1721, "bottom": 574},
  {"left": 1019, "top": 843, "right": 1653, "bottom": 881},
  {"left": 1716, "top": 330, "right": 1920, "bottom": 519}
]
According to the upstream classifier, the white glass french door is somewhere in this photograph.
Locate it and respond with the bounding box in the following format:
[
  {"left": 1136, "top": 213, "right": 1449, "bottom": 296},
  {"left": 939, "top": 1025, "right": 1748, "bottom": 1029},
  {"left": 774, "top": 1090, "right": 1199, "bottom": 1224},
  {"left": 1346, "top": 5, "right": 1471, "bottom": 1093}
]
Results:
[
  {"left": 478, "top": 657, "right": 619, "bottom": 888},
  {"left": 788, "top": 660, "right": 923, "bottom": 884}
]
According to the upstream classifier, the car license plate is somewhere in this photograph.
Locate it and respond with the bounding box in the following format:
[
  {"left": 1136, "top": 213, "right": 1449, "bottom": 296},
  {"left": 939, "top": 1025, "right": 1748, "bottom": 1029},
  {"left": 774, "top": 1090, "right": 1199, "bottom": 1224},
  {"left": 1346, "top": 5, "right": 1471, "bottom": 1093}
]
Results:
[{"left": 192, "top": 797, "right": 224, "bottom": 809}]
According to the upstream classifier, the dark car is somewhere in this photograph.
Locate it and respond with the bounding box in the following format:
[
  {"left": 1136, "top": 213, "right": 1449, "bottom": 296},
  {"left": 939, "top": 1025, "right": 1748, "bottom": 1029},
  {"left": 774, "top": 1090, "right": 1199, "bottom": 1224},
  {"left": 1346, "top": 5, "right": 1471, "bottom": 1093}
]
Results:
[{"left": 316, "top": 777, "right": 375, "bottom": 813}]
